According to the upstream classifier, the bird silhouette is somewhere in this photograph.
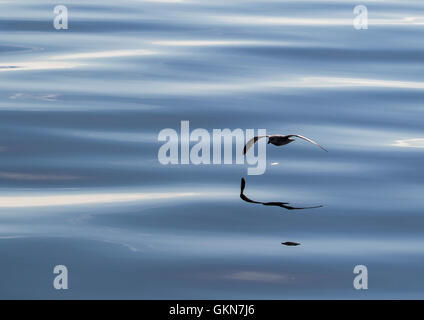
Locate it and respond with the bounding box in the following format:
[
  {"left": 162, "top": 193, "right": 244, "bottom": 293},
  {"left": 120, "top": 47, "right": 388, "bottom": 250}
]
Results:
[
  {"left": 243, "top": 134, "right": 327, "bottom": 155},
  {"left": 240, "top": 178, "right": 323, "bottom": 210}
]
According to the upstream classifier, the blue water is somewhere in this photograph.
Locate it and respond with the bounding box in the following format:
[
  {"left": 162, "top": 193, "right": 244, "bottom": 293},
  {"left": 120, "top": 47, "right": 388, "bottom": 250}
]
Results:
[{"left": 0, "top": 0, "right": 423, "bottom": 299}]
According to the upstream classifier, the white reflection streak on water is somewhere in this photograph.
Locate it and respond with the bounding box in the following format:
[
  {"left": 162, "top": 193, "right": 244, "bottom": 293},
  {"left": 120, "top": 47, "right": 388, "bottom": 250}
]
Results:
[
  {"left": 391, "top": 138, "right": 424, "bottom": 148},
  {"left": 210, "top": 15, "right": 424, "bottom": 26},
  {"left": 0, "top": 50, "right": 159, "bottom": 72},
  {"left": 0, "top": 191, "right": 201, "bottom": 207}
]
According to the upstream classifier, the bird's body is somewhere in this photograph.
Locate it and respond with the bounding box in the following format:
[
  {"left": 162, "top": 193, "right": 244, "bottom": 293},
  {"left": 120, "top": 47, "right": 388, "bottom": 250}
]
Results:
[
  {"left": 268, "top": 135, "right": 295, "bottom": 147},
  {"left": 243, "top": 134, "right": 327, "bottom": 155}
]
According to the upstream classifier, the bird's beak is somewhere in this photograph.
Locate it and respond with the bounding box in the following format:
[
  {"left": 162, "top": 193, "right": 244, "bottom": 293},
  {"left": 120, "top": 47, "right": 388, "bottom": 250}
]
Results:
[{"left": 267, "top": 140, "right": 270, "bottom": 144}]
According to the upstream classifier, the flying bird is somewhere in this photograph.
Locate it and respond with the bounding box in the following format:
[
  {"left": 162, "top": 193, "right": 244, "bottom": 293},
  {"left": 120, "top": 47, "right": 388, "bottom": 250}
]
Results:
[
  {"left": 243, "top": 134, "right": 328, "bottom": 155},
  {"left": 240, "top": 178, "right": 323, "bottom": 210},
  {"left": 281, "top": 242, "right": 300, "bottom": 246}
]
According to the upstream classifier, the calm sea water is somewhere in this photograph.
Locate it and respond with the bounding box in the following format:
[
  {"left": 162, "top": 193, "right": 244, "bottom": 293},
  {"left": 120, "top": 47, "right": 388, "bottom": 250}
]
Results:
[{"left": 0, "top": 0, "right": 423, "bottom": 299}]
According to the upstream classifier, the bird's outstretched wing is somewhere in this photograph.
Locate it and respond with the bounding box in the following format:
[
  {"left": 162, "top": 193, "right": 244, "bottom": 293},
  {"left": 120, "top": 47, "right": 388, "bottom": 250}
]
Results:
[
  {"left": 262, "top": 202, "right": 322, "bottom": 210},
  {"left": 242, "top": 135, "right": 269, "bottom": 155},
  {"left": 286, "top": 134, "right": 328, "bottom": 152},
  {"left": 240, "top": 177, "right": 247, "bottom": 194}
]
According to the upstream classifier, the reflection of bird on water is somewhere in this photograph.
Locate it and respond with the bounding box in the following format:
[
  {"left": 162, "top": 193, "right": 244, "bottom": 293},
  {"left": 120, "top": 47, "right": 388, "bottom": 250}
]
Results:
[
  {"left": 281, "top": 242, "right": 300, "bottom": 246},
  {"left": 243, "top": 134, "right": 328, "bottom": 155},
  {"left": 240, "top": 178, "right": 323, "bottom": 210}
]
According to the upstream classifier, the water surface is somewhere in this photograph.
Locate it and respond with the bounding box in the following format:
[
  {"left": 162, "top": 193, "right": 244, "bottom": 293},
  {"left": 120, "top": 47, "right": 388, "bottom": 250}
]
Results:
[{"left": 0, "top": 0, "right": 423, "bottom": 299}]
